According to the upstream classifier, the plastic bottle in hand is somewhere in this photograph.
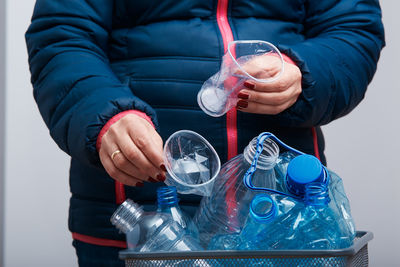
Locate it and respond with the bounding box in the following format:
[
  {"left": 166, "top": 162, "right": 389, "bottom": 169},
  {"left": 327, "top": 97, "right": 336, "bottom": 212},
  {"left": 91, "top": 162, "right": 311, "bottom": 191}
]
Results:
[
  {"left": 110, "top": 199, "right": 203, "bottom": 252},
  {"left": 157, "top": 186, "right": 199, "bottom": 239}
]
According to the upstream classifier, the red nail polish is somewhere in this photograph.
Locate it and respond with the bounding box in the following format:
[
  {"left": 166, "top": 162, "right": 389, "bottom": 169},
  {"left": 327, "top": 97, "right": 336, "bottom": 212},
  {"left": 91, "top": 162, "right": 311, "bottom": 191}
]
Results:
[
  {"left": 160, "top": 164, "right": 167, "bottom": 172},
  {"left": 136, "top": 182, "right": 144, "bottom": 187},
  {"left": 148, "top": 177, "right": 158, "bottom": 183},
  {"left": 237, "top": 92, "right": 249, "bottom": 100},
  {"left": 157, "top": 174, "right": 166, "bottom": 182},
  {"left": 236, "top": 100, "right": 248, "bottom": 109},
  {"left": 244, "top": 81, "right": 255, "bottom": 89}
]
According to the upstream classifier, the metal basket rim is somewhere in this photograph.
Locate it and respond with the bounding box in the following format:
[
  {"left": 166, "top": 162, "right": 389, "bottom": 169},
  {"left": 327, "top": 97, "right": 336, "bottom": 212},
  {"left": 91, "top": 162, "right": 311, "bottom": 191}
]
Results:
[{"left": 119, "top": 230, "right": 372, "bottom": 260}]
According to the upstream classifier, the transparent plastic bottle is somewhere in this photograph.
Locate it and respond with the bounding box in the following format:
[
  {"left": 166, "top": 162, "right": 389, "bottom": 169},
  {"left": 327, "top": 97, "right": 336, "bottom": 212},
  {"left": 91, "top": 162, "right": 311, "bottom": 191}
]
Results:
[
  {"left": 196, "top": 131, "right": 355, "bottom": 250},
  {"left": 110, "top": 199, "right": 203, "bottom": 252},
  {"left": 237, "top": 193, "right": 305, "bottom": 250},
  {"left": 238, "top": 183, "right": 352, "bottom": 250},
  {"left": 299, "top": 183, "right": 354, "bottom": 249},
  {"left": 194, "top": 137, "right": 280, "bottom": 248},
  {"left": 157, "top": 186, "right": 199, "bottom": 239},
  {"left": 274, "top": 151, "right": 297, "bottom": 192},
  {"left": 274, "top": 153, "right": 356, "bottom": 242}
]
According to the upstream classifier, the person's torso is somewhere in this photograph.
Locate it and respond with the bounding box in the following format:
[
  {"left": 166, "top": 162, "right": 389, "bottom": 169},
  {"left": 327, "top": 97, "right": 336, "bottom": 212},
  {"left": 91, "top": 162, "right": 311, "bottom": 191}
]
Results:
[{"left": 69, "top": 0, "right": 325, "bottom": 241}]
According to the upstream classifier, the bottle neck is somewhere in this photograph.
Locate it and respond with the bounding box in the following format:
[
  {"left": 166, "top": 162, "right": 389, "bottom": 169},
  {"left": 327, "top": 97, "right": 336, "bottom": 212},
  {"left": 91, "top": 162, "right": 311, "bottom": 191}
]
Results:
[
  {"left": 110, "top": 199, "right": 143, "bottom": 234},
  {"left": 244, "top": 137, "right": 279, "bottom": 170},
  {"left": 304, "top": 183, "right": 330, "bottom": 206},
  {"left": 157, "top": 186, "right": 179, "bottom": 210},
  {"left": 250, "top": 194, "right": 277, "bottom": 223}
]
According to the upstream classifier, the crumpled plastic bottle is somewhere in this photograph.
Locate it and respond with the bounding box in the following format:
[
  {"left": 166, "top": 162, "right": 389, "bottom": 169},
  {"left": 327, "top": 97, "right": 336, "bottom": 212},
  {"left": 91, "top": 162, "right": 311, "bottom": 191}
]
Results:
[
  {"left": 110, "top": 199, "right": 202, "bottom": 252},
  {"left": 157, "top": 186, "right": 199, "bottom": 239},
  {"left": 195, "top": 132, "right": 355, "bottom": 250},
  {"left": 238, "top": 182, "right": 353, "bottom": 250},
  {"left": 194, "top": 136, "right": 281, "bottom": 248}
]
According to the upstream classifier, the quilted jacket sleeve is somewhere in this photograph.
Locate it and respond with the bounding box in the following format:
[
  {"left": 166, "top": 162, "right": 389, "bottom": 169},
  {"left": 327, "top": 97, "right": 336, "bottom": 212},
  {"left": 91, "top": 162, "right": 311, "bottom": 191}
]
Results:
[
  {"left": 25, "top": 0, "right": 158, "bottom": 166},
  {"left": 276, "top": 0, "right": 385, "bottom": 127}
]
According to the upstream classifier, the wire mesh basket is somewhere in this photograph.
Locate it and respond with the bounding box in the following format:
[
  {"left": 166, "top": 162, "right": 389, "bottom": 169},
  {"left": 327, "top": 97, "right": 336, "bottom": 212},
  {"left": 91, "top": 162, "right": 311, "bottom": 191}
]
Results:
[{"left": 119, "top": 231, "right": 372, "bottom": 267}]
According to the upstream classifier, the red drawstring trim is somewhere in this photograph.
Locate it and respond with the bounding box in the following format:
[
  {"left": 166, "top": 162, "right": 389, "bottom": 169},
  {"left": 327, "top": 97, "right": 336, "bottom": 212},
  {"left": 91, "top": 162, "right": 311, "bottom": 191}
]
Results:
[{"left": 72, "top": 232, "right": 127, "bottom": 248}]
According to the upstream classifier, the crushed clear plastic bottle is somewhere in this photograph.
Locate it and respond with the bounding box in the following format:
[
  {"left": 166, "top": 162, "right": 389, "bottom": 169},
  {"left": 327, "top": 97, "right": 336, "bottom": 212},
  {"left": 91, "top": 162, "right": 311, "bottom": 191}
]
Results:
[
  {"left": 238, "top": 193, "right": 305, "bottom": 250},
  {"left": 299, "top": 183, "right": 354, "bottom": 249},
  {"left": 193, "top": 137, "right": 280, "bottom": 248},
  {"left": 110, "top": 199, "right": 203, "bottom": 252},
  {"left": 196, "top": 132, "right": 355, "bottom": 250},
  {"left": 238, "top": 183, "right": 352, "bottom": 250},
  {"left": 274, "top": 153, "right": 356, "bottom": 244},
  {"left": 157, "top": 186, "right": 199, "bottom": 239}
]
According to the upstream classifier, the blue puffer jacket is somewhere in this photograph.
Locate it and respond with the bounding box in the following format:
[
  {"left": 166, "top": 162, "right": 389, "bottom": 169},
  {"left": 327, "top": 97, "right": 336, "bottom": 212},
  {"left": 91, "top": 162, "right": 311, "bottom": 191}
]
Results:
[{"left": 26, "top": 0, "right": 384, "bottom": 246}]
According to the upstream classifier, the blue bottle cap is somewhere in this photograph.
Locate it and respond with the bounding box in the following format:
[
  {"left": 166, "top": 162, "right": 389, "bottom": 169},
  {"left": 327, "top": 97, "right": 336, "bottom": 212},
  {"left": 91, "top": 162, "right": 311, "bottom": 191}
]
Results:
[{"left": 286, "top": 154, "right": 324, "bottom": 197}]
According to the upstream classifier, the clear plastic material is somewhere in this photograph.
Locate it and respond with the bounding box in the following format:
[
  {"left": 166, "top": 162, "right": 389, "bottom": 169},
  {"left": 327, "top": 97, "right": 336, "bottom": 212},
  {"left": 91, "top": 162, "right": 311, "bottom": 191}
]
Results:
[
  {"left": 195, "top": 132, "right": 355, "bottom": 250},
  {"left": 274, "top": 151, "right": 356, "bottom": 242},
  {"left": 163, "top": 130, "right": 221, "bottom": 196},
  {"left": 110, "top": 199, "right": 203, "bottom": 252},
  {"left": 197, "top": 40, "right": 284, "bottom": 117},
  {"left": 157, "top": 186, "right": 199, "bottom": 239},
  {"left": 210, "top": 193, "right": 304, "bottom": 250},
  {"left": 193, "top": 136, "right": 281, "bottom": 248},
  {"left": 237, "top": 185, "right": 353, "bottom": 250}
]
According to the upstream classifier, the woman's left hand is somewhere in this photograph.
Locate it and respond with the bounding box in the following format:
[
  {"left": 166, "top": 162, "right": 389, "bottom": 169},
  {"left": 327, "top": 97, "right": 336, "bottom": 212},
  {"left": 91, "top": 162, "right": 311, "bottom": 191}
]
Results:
[{"left": 236, "top": 54, "right": 302, "bottom": 115}]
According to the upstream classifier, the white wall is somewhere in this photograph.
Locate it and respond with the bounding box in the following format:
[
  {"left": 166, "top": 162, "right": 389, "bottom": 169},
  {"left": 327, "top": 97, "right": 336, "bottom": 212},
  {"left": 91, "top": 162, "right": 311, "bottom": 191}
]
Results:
[{"left": 2, "top": 0, "right": 398, "bottom": 267}]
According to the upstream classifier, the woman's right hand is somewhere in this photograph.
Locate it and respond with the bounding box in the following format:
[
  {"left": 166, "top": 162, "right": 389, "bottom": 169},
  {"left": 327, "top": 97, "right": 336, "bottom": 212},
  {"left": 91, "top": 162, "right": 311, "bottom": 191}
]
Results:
[{"left": 98, "top": 114, "right": 166, "bottom": 187}]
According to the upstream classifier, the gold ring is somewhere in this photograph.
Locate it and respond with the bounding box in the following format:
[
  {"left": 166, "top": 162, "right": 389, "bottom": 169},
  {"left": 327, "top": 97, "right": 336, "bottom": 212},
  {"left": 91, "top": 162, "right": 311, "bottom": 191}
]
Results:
[{"left": 111, "top": 150, "right": 121, "bottom": 160}]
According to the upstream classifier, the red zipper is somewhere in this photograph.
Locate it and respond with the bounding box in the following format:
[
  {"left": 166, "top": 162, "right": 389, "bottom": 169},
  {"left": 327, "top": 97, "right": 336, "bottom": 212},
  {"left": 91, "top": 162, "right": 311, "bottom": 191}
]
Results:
[
  {"left": 311, "top": 127, "right": 321, "bottom": 160},
  {"left": 217, "top": 0, "right": 237, "bottom": 160},
  {"left": 217, "top": 0, "right": 240, "bottom": 231}
]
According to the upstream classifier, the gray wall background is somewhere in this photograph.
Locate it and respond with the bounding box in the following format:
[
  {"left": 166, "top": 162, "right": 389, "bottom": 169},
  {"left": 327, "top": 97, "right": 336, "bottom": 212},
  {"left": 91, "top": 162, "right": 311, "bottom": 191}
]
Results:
[
  {"left": 0, "top": 0, "right": 5, "bottom": 266},
  {"left": 321, "top": 1, "right": 400, "bottom": 265},
  {"left": 2, "top": 0, "right": 399, "bottom": 266}
]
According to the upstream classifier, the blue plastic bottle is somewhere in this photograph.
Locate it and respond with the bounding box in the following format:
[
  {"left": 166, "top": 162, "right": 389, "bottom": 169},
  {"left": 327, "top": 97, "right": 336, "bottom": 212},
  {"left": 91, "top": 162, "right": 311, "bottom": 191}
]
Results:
[
  {"left": 299, "top": 183, "right": 353, "bottom": 249},
  {"left": 279, "top": 154, "right": 356, "bottom": 244},
  {"left": 238, "top": 184, "right": 352, "bottom": 250},
  {"left": 157, "top": 186, "right": 199, "bottom": 239},
  {"left": 237, "top": 193, "right": 305, "bottom": 250},
  {"left": 237, "top": 153, "right": 355, "bottom": 250}
]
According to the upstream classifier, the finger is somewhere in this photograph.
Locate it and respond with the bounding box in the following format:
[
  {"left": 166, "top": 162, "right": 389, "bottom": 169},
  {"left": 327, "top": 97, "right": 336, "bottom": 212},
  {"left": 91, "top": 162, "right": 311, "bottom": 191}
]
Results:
[
  {"left": 238, "top": 54, "right": 283, "bottom": 80},
  {"left": 116, "top": 133, "right": 163, "bottom": 181},
  {"left": 239, "top": 84, "right": 301, "bottom": 106},
  {"left": 249, "top": 63, "right": 301, "bottom": 93},
  {"left": 128, "top": 123, "right": 165, "bottom": 172},
  {"left": 102, "top": 145, "right": 149, "bottom": 182},
  {"left": 110, "top": 148, "right": 152, "bottom": 181},
  {"left": 99, "top": 149, "right": 143, "bottom": 187},
  {"left": 101, "top": 127, "right": 151, "bottom": 181}
]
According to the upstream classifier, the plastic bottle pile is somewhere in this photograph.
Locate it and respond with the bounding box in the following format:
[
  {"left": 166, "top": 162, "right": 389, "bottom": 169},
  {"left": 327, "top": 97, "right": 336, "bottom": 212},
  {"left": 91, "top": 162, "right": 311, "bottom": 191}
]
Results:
[{"left": 111, "top": 132, "right": 356, "bottom": 253}]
